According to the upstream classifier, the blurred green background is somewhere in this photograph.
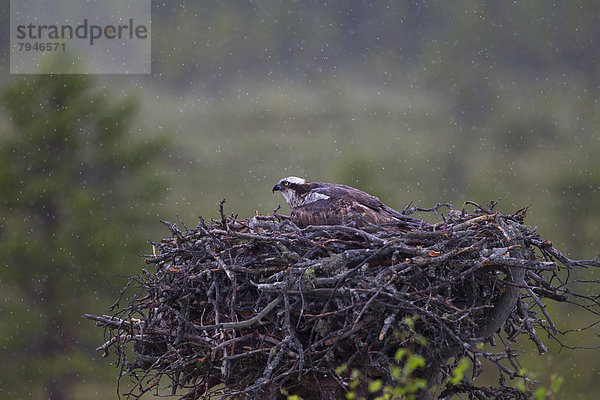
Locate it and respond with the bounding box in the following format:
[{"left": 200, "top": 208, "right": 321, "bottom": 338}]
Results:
[{"left": 1, "top": 1, "right": 599, "bottom": 399}]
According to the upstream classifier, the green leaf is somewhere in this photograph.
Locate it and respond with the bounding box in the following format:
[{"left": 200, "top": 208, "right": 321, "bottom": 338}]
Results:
[
  {"left": 449, "top": 358, "right": 469, "bottom": 385},
  {"left": 369, "top": 380, "right": 383, "bottom": 393},
  {"left": 390, "top": 366, "right": 402, "bottom": 380},
  {"left": 534, "top": 387, "right": 547, "bottom": 400},
  {"left": 515, "top": 379, "right": 527, "bottom": 393},
  {"left": 405, "top": 354, "right": 426, "bottom": 372},
  {"left": 394, "top": 349, "right": 407, "bottom": 361},
  {"left": 551, "top": 374, "right": 564, "bottom": 393}
]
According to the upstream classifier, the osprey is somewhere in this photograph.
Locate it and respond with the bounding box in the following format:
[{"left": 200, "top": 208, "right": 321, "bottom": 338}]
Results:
[{"left": 272, "top": 176, "right": 424, "bottom": 230}]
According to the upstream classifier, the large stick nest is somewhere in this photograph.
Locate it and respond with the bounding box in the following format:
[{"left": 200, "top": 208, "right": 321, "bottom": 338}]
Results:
[{"left": 86, "top": 201, "right": 600, "bottom": 399}]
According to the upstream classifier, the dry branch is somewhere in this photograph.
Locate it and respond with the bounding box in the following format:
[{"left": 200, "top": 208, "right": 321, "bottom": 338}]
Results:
[{"left": 85, "top": 203, "right": 600, "bottom": 399}]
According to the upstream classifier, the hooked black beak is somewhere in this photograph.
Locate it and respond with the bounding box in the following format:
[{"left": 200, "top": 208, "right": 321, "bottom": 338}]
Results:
[{"left": 272, "top": 184, "right": 282, "bottom": 193}]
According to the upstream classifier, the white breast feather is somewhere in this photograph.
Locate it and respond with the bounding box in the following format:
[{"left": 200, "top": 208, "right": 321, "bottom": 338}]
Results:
[
  {"left": 300, "top": 192, "right": 329, "bottom": 206},
  {"left": 281, "top": 190, "right": 329, "bottom": 208},
  {"left": 280, "top": 189, "right": 299, "bottom": 207}
]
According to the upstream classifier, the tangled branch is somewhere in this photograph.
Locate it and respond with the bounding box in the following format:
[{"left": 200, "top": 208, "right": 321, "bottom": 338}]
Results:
[{"left": 85, "top": 202, "right": 600, "bottom": 399}]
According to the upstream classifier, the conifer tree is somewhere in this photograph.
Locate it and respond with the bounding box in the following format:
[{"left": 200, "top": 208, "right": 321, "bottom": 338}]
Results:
[{"left": 0, "top": 75, "right": 166, "bottom": 399}]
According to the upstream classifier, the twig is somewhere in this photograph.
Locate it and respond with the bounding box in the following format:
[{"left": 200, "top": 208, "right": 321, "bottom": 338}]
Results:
[
  {"left": 219, "top": 198, "right": 227, "bottom": 229},
  {"left": 85, "top": 204, "right": 600, "bottom": 399}
]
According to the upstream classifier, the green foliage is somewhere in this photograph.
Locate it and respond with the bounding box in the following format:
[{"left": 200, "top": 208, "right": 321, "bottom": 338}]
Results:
[
  {"left": 449, "top": 357, "right": 470, "bottom": 386},
  {"left": 368, "top": 379, "right": 383, "bottom": 393},
  {"left": 533, "top": 373, "right": 564, "bottom": 400},
  {"left": 505, "top": 368, "right": 564, "bottom": 399},
  {"left": 0, "top": 75, "right": 167, "bottom": 398},
  {"left": 341, "top": 351, "right": 560, "bottom": 399},
  {"left": 284, "top": 391, "right": 303, "bottom": 400},
  {"left": 341, "top": 348, "right": 427, "bottom": 400}
]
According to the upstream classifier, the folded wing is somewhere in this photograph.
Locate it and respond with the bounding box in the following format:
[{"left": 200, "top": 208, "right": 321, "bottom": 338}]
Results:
[{"left": 291, "top": 183, "right": 424, "bottom": 230}]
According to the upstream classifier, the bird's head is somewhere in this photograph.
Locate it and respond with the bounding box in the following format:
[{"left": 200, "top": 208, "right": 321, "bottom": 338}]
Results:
[{"left": 272, "top": 176, "right": 310, "bottom": 207}]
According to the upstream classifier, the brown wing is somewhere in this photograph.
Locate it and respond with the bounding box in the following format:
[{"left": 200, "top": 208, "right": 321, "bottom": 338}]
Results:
[
  {"left": 290, "top": 199, "right": 344, "bottom": 228},
  {"left": 291, "top": 183, "right": 424, "bottom": 230}
]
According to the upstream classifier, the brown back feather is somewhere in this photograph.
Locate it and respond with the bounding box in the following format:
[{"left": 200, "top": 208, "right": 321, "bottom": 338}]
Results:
[{"left": 289, "top": 182, "right": 424, "bottom": 230}]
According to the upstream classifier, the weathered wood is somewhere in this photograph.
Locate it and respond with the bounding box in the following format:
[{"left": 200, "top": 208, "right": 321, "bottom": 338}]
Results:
[{"left": 86, "top": 204, "right": 600, "bottom": 400}]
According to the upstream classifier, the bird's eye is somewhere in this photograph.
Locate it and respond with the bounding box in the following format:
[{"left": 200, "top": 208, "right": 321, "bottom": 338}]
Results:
[{"left": 283, "top": 181, "right": 289, "bottom": 186}]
